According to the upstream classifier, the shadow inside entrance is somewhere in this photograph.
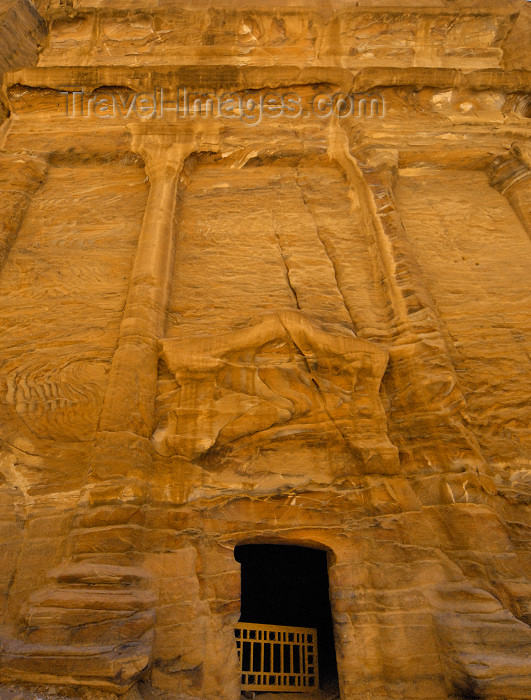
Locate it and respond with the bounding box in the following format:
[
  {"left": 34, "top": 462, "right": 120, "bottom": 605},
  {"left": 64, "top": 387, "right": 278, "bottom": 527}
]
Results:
[{"left": 235, "top": 544, "right": 339, "bottom": 696}]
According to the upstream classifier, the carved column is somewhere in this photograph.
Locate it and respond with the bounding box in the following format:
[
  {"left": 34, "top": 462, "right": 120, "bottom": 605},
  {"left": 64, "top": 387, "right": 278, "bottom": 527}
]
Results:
[
  {"left": 71, "top": 135, "right": 195, "bottom": 584},
  {"left": 0, "top": 152, "right": 48, "bottom": 272},
  {"left": 329, "top": 129, "right": 487, "bottom": 475},
  {"left": 488, "top": 144, "right": 531, "bottom": 240},
  {"left": 90, "top": 136, "right": 194, "bottom": 484}
]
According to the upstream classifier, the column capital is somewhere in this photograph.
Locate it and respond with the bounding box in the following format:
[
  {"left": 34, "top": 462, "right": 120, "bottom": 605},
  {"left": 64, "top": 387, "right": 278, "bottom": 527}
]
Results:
[
  {"left": 360, "top": 147, "right": 399, "bottom": 174},
  {"left": 487, "top": 144, "right": 531, "bottom": 195},
  {"left": 131, "top": 134, "right": 196, "bottom": 182},
  {"left": 348, "top": 146, "right": 399, "bottom": 187}
]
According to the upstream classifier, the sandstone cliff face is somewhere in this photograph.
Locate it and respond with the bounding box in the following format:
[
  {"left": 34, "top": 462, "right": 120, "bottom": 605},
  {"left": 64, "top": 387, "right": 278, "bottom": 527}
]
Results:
[{"left": 0, "top": 1, "right": 530, "bottom": 699}]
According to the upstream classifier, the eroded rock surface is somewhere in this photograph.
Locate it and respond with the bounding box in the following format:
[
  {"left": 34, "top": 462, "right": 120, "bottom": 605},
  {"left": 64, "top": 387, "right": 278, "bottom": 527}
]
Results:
[{"left": 0, "top": 1, "right": 530, "bottom": 699}]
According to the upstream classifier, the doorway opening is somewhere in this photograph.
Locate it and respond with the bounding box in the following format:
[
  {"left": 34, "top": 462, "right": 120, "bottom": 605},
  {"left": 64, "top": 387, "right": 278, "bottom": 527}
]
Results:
[{"left": 235, "top": 544, "right": 339, "bottom": 696}]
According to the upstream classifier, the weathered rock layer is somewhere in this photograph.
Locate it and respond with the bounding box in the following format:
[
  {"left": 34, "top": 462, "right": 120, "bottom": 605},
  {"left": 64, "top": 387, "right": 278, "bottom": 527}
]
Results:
[{"left": 0, "top": 1, "right": 530, "bottom": 699}]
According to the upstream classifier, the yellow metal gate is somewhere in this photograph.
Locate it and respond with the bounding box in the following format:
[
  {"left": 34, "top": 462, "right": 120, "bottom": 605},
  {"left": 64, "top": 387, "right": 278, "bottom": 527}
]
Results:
[{"left": 235, "top": 622, "right": 319, "bottom": 692}]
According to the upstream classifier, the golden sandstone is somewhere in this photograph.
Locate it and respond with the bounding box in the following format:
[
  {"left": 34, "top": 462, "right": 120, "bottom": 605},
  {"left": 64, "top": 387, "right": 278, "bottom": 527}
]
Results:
[{"left": 0, "top": 0, "right": 530, "bottom": 698}]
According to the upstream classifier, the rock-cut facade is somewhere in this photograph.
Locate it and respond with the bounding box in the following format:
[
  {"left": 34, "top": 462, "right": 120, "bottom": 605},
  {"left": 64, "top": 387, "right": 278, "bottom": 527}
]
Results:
[{"left": 0, "top": 0, "right": 530, "bottom": 698}]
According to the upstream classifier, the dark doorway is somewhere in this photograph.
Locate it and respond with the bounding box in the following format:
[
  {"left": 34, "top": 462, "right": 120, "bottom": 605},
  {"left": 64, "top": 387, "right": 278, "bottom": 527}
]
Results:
[{"left": 235, "top": 544, "right": 339, "bottom": 692}]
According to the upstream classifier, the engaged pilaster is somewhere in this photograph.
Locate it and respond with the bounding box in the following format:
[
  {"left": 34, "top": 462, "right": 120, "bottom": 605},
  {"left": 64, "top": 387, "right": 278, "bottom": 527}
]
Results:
[
  {"left": 85, "top": 136, "right": 196, "bottom": 490},
  {"left": 0, "top": 153, "right": 48, "bottom": 272},
  {"left": 330, "top": 131, "right": 487, "bottom": 474},
  {"left": 97, "top": 137, "right": 193, "bottom": 442}
]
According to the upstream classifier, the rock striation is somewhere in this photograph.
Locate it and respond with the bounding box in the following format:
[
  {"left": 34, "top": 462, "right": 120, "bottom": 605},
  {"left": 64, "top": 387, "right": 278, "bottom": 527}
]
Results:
[{"left": 0, "top": 1, "right": 530, "bottom": 699}]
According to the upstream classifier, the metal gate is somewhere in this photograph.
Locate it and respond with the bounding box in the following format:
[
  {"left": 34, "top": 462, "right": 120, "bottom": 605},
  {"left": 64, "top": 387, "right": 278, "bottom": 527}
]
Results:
[{"left": 235, "top": 622, "right": 319, "bottom": 692}]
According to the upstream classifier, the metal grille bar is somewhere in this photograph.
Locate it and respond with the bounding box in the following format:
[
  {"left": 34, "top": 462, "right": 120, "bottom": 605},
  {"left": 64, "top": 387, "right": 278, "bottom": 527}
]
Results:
[{"left": 235, "top": 622, "right": 319, "bottom": 693}]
